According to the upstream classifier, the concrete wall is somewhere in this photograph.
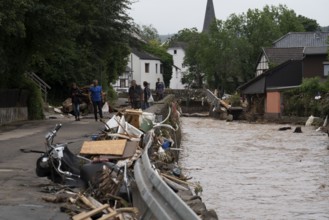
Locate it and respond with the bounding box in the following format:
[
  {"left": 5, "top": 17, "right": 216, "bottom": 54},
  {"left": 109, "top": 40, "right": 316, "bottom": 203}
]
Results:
[
  {"left": 0, "top": 89, "right": 29, "bottom": 125},
  {"left": 0, "top": 107, "right": 28, "bottom": 125}
]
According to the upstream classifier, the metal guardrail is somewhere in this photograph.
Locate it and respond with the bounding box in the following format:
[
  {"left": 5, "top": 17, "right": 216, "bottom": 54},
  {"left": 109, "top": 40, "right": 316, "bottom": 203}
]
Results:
[
  {"left": 25, "top": 72, "right": 51, "bottom": 103},
  {"left": 134, "top": 130, "right": 200, "bottom": 220}
]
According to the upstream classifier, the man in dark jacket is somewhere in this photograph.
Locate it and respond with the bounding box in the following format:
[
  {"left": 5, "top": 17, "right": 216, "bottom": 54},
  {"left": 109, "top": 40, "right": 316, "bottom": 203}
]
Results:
[
  {"left": 128, "top": 80, "right": 143, "bottom": 109},
  {"left": 155, "top": 78, "right": 164, "bottom": 101},
  {"left": 142, "top": 81, "right": 151, "bottom": 110},
  {"left": 71, "top": 82, "right": 82, "bottom": 121}
]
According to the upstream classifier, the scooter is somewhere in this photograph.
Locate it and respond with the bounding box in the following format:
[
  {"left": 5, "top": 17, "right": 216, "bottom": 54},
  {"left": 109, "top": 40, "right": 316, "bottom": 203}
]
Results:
[{"left": 22, "top": 124, "right": 124, "bottom": 189}]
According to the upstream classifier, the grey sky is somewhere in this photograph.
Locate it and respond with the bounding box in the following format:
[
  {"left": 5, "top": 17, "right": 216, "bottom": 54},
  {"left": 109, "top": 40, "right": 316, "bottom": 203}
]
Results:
[{"left": 128, "top": 0, "right": 329, "bottom": 34}]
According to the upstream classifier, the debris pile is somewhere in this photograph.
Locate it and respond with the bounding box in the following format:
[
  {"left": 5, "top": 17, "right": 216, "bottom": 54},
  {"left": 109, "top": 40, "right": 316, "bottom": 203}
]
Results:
[{"left": 37, "top": 104, "right": 218, "bottom": 219}]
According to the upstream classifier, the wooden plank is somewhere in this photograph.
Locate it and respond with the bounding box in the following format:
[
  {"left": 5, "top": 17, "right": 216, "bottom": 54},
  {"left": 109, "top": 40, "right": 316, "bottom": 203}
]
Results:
[
  {"left": 80, "top": 140, "right": 127, "bottom": 155},
  {"left": 72, "top": 204, "right": 109, "bottom": 220},
  {"left": 72, "top": 211, "right": 92, "bottom": 220},
  {"left": 124, "top": 109, "right": 143, "bottom": 115},
  {"left": 99, "top": 141, "right": 138, "bottom": 160}
]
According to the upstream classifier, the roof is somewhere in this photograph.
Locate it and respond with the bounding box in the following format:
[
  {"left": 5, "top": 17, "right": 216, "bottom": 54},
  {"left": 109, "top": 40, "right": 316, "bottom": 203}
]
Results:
[
  {"left": 131, "top": 48, "right": 161, "bottom": 60},
  {"left": 304, "top": 46, "right": 329, "bottom": 55},
  {"left": 202, "top": 0, "right": 216, "bottom": 33},
  {"left": 273, "top": 32, "right": 329, "bottom": 48},
  {"left": 263, "top": 47, "right": 304, "bottom": 65},
  {"left": 239, "top": 59, "right": 303, "bottom": 94},
  {"left": 168, "top": 41, "right": 188, "bottom": 50}
]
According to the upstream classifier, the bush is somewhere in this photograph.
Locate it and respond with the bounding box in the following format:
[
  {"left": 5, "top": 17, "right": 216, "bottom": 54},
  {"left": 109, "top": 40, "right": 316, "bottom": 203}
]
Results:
[
  {"left": 21, "top": 79, "right": 44, "bottom": 120},
  {"left": 283, "top": 77, "right": 329, "bottom": 117},
  {"left": 227, "top": 93, "right": 241, "bottom": 107},
  {"left": 106, "top": 85, "right": 118, "bottom": 106}
]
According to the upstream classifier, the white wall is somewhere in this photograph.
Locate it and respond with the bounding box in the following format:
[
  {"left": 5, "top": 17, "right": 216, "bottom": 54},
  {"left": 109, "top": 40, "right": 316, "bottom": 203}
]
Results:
[
  {"left": 167, "top": 47, "right": 187, "bottom": 89},
  {"left": 140, "top": 59, "right": 163, "bottom": 90},
  {"left": 256, "top": 54, "right": 269, "bottom": 76},
  {"left": 129, "top": 53, "right": 142, "bottom": 83}
]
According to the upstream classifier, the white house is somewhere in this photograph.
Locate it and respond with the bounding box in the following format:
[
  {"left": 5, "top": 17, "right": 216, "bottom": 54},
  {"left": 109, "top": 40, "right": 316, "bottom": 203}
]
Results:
[
  {"left": 167, "top": 42, "right": 188, "bottom": 89},
  {"left": 112, "top": 48, "right": 164, "bottom": 92}
]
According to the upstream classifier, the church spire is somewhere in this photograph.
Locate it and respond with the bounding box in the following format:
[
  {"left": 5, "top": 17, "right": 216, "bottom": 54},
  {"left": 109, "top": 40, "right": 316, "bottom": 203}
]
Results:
[{"left": 202, "top": 0, "right": 216, "bottom": 33}]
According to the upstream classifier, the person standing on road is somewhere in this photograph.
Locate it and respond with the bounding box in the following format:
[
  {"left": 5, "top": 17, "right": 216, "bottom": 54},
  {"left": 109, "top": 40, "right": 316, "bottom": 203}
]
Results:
[
  {"left": 155, "top": 78, "right": 164, "bottom": 101},
  {"left": 142, "top": 81, "right": 151, "bottom": 110},
  {"left": 71, "top": 82, "right": 82, "bottom": 121},
  {"left": 89, "top": 79, "right": 103, "bottom": 121},
  {"left": 128, "top": 80, "right": 143, "bottom": 109}
]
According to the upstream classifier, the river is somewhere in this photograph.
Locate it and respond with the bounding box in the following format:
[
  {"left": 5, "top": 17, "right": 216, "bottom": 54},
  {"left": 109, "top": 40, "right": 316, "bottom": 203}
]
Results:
[{"left": 179, "top": 117, "right": 329, "bottom": 220}]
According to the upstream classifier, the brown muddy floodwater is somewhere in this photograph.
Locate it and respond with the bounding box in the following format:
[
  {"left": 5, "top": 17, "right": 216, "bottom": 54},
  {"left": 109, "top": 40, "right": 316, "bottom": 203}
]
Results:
[{"left": 180, "top": 118, "right": 329, "bottom": 220}]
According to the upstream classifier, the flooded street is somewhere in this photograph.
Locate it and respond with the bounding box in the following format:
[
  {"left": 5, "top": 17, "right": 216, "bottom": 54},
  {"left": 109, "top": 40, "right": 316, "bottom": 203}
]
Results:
[{"left": 180, "top": 118, "right": 329, "bottom": 220}]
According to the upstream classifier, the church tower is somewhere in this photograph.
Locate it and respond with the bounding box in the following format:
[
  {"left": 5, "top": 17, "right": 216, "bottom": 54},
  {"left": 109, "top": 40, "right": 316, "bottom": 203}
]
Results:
[{"left": 202, "top": 0, "right": 216, "bottom": 33}]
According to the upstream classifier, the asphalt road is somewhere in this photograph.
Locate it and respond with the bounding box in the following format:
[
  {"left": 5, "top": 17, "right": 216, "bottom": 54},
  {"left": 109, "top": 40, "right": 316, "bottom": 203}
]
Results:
[{"left": 0, "top": 116, "right": 110, "bottom": 220}]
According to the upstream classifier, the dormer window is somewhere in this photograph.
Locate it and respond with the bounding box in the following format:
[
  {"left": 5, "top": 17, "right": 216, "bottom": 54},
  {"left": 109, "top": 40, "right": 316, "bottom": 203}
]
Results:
[{"left": 174, "top": 50, "right": 177, "bottom": 54}]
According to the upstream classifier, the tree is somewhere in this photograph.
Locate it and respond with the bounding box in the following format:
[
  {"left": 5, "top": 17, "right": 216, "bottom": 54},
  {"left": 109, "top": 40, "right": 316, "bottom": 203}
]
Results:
[
  {"left": 142, "top": 40, "right": 173, "bottom": 87},
  {"left": 137, "top": 24, "right": 160, "bottom": 43},
  {"left": 182, "top": 32, "right": 206, "bottom": 88},
  {"left": 172, "top": 5, "right": 310, "bottom": 92},
  {"left": 0, "top": 0, "right": 134, "bottom": 101},
  {"left": 167, "top": 28, "right": 205, "bottom": 88},
  {"left": 0, "top": 0, "right": 34, "bottom": 88},
  {"left": 298, "top": 15, "right": 320, "bottom": 32},
  {"left": 167, "top": 28, "right": 199, "bottom": 46},
  {"left": 200, "top": 19, "right": 252, "bottom": 93},
  {"left": 134, "top": 25, "right": 173, "bottom": 87}
]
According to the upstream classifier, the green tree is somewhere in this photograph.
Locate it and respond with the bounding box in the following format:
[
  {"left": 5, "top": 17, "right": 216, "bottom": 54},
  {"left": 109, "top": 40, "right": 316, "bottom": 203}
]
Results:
[
  {"left": 135, "top": 25, "right": 173, "bottom": 87},
  {"left": 298, "top": 15, "right": 320, "bottom": 32},
  {"left": 179, "top": 5, "right": 308, "bottom": 92},
  {"left": 200, "top": 19, "right": 252, "bottom": 93},
  {"left": 137, "top": 24, "right": 160, "bottom": 43},
  {"left": 0, "top": 0, "right": 133, "bottom": 102},
  {"left": 0, "top": 0, "right": 34, "bottom": 88},
  {"left": 167, "top": 28, "right": 205, "bottom": 88},
  {"left": 143, "top": 40, "right": 173, "bottom": 87}
]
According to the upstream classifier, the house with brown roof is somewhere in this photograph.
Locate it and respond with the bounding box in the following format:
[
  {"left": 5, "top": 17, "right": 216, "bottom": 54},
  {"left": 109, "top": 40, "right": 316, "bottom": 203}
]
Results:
[{"left": 239, "top": 32, "right": 329, "bottom": 118}]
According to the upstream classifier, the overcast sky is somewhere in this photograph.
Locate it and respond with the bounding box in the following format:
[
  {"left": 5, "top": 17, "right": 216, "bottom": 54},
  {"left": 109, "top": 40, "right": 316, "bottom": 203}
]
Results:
[{"left": 128, "top": 0, "right": 329, "bottom": 34}]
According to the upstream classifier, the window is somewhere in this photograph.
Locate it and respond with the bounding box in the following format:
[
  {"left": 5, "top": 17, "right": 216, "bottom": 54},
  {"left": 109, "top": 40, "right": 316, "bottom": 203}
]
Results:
[
  {"left": 174, "top": 50, "right": 177, "bottom": 54},
  {"left": 145, "top": 63, "right": 150, "bottom": 73},
  {"left": 156, "top": 63, "right": 158, "bottom": 73},
  {"left": 160, "top": 64, "right": 163, "bottom": 74},
  {"left": 120, "top": 79, "right": 126, "bottom": 88},
  {"left": 324, "top": 62, "right": 329, "bottom": 76}
]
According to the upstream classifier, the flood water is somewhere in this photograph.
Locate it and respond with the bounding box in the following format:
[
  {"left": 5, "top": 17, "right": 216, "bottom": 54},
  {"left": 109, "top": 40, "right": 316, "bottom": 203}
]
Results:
[{"left": 180, "top": 118, "right": 329, "bottom": 220}]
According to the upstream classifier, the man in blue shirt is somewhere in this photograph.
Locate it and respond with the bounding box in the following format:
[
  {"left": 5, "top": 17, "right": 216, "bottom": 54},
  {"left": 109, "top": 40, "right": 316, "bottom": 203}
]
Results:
[{"left": 89, "top": 79, "right": 103, "bottom": 121}]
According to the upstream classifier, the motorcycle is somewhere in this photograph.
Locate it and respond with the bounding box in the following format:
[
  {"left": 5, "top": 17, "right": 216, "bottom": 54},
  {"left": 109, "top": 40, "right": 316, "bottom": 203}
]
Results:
[{"left": 22, "top": 124, "right": 125, "bottom": 189}]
